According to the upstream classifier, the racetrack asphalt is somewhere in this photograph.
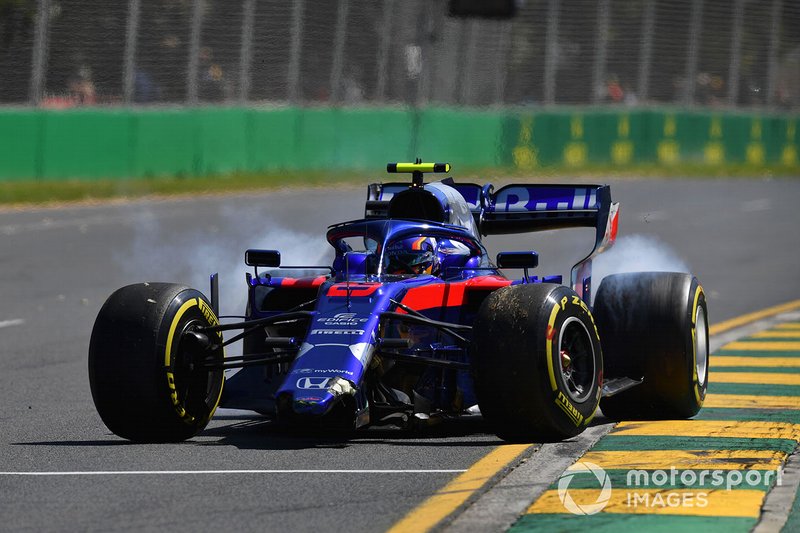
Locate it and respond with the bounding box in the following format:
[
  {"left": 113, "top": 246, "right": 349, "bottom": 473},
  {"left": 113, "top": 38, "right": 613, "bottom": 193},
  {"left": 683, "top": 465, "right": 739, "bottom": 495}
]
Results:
[{"left": 1, "top": 176, "right": 799, "bottom": 531}]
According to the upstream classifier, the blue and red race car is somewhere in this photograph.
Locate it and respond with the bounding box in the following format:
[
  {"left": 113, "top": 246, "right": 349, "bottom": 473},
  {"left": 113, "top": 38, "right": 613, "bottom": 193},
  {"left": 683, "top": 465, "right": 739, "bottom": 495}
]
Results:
[{"left": 88, "top": 162, "right": 709, "bottom": 442}]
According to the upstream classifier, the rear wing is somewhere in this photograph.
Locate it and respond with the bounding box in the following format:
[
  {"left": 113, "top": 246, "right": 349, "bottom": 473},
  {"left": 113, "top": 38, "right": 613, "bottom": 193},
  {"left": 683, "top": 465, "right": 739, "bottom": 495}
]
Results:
[
  {"left": 367, "top": 181, "right": 615, "bottom": 237},
  {"left": 367, "top": 180, "right": 619, "bottom": 300}
]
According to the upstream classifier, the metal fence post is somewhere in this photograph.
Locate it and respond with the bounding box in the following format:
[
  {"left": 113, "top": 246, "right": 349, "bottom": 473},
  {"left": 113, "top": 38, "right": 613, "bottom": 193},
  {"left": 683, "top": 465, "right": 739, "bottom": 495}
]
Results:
[
  {"left": 592, "top": 0, "right": 610, "bottom": 104},
  {"left": 330, "top": 0, "right": 350, "bottom": 103},
  {"left": 239, "top": 0, "right": 256, "bottom": 103},
  {"left": 728, "top": 0, "right": 745, "bottom": 105},
  {"left": 684, "top": 0, "right": 703, "bottom": 105},
  {"left": 544, "top": 0, "right": 560, "bottom": 105},
  {"left": 288, "top": 0, "right": 304, "bottom": 102},
  {"left": 637, "top": 0, "right": 655, "bottom": 101},
  {"left": 460, "top": 20, "right": 479, "bottom": 105},
  {"left": 375, "top": 0, "right": 394, "bottom": 102},
  {"left": 417, "top": 0, "right": 436, "bottom": 106},
  {"left": 494, "top": 20, "right": 513, "bottom": 105},
  {"left": 123, "top": 0, "right": 141, "bottom": 105},
  {"left": 450, "top": 16, "right": 470, "bottom": 105},
  {"left": 186, "top": 0, "right": 204, "bottom": 104},
  {"left": 29, "top": 0, "right": 50, "bottom": 105},
  {"left": 766, "top": 0, "right": 782, "bottom": 107}
]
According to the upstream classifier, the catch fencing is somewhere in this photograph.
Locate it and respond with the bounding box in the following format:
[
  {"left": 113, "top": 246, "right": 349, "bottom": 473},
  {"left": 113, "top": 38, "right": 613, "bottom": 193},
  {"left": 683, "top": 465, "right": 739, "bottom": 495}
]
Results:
[{"left": 2, "top": 0, "right": 799, "bottom": 110}]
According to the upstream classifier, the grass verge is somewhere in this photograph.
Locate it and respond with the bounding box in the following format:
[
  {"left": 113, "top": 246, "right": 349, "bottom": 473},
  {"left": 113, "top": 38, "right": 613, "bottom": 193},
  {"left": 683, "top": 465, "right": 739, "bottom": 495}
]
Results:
[{"left": 0, "top": 164, "right": 797, "bottom": 207}]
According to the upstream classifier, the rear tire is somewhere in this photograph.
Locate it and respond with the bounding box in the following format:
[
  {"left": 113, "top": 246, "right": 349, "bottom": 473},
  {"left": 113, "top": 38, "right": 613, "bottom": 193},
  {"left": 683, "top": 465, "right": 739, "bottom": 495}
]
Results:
[
  {"left": 89, "top": 283, "right": 225, "bottom": 442},
  {"left": 594, "top": 272, "right": 708, "bottom": 420},
  {"left": 471, "top": 284, "right": 602, "bottom": 442}
]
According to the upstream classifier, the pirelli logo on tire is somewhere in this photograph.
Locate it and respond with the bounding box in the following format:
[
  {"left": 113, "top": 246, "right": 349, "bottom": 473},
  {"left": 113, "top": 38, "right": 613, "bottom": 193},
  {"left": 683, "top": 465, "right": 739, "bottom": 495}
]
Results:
[
  {"left": 556, "top": 391, "right": 584, "bottom": 426},
  {"left": 197, "top": 298, "right": 222, "bottom": 339}
]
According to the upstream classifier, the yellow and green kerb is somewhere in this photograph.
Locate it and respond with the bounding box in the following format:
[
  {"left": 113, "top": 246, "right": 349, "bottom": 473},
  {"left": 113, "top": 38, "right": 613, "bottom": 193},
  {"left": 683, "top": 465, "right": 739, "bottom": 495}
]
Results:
[{"left": 509, "top": 319, "right": 800, "bottom": 532}]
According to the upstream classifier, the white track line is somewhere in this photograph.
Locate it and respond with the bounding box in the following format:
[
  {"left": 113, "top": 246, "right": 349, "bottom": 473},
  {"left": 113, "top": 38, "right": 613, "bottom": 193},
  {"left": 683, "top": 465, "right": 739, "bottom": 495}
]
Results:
[
  {"left": 0, "top": 319, "right": 24, "bottom": 329},
  {"left": 0, "top": 469, "right": 467, "bottom": 476}
]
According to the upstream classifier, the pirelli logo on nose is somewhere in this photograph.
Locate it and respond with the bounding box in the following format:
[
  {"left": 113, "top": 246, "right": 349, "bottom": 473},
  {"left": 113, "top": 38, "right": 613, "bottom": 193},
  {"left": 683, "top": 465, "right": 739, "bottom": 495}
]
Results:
[{"left": 556, "top": 391, "right": 584, "bottom": 426}]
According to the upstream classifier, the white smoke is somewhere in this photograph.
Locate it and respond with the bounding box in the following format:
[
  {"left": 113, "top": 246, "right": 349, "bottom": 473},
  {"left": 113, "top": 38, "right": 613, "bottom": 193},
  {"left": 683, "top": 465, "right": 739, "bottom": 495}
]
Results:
[
  {"left": 590, "top": 234, "right": 690, "bottom": 304},
  {"left": 114, "top": 204, "right": 330, "bottom": 317}
]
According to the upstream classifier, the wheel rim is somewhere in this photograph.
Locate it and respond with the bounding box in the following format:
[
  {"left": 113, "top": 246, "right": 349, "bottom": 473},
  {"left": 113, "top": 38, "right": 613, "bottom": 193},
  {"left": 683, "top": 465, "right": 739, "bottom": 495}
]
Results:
[
  {"left": 173, "top": 320, "right": 222, "bottom": 421},
  {"left": 695, "top": 305, "right": 709, "bottom": 388},
  {"left": 557, "top": 317, "right": 596, "bottom": 403}
]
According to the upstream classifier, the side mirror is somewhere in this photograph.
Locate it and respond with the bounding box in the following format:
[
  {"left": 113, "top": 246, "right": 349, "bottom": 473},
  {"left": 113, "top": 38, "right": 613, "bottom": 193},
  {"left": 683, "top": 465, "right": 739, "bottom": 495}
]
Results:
[
  {"left": 245, "top": 249, "right": 281, "bottom": 268},
  {"left": 496, "top": 251, "right": 539, "bottom": 270},
  {"left": 497, "top": 251, "right": 538, "bottom": 283}
]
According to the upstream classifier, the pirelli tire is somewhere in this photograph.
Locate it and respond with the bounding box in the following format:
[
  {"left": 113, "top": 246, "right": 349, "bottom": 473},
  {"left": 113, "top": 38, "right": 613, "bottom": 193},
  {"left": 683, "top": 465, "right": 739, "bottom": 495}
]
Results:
[
  {"left": 594, "top": 272, "right": 708, "bottom": 420},
  {"left": 471, "top": 283, "right": 603, "bottom": 442},
  {"left": 88, "top": 283, "right": 225, "bottom": 442}
]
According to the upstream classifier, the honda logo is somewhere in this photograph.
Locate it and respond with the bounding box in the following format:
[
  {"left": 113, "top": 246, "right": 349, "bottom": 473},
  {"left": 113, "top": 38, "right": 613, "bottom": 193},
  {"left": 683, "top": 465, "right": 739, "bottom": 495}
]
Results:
[{"left": 296, "top": 377, "right": 330, "bottom": 390}]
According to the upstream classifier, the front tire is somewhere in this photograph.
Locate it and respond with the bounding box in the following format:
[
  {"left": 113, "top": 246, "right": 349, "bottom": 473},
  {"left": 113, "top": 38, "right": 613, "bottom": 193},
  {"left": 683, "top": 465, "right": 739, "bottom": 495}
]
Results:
[
  {"left": 471, "top": 284, "right": 602, "bottom": 442},
  {"left": 594, "top": 272, "right": 708, "bottom": 420},
  {"left": 89, "top": 283, "right": 225, "bottom": 442}
]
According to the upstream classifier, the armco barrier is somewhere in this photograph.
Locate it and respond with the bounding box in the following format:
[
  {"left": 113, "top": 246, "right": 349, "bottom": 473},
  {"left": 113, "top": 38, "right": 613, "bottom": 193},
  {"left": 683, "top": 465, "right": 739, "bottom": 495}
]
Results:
[{"left": 0, "top": 107, "right": 797, "bottom": 181}]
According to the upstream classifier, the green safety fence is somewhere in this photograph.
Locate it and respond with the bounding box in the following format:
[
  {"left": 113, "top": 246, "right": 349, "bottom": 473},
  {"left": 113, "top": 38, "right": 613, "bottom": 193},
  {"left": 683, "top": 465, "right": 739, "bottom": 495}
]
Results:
[{"left": 0, "top": 106, "right": 797, "bottom": 181}]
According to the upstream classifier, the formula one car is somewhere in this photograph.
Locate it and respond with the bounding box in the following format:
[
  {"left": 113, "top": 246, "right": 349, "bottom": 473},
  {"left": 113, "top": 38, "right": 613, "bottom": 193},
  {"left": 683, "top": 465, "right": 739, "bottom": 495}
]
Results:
[{"left": 89, "top": 162, "right": 709, "bottom": 443}]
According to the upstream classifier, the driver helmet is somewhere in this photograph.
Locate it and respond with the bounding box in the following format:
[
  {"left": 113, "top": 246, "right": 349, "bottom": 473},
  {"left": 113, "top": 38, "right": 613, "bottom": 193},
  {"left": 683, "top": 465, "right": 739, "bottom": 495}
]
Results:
[{"left": 386, "top": 237, "right": 439, "bottom": 275}]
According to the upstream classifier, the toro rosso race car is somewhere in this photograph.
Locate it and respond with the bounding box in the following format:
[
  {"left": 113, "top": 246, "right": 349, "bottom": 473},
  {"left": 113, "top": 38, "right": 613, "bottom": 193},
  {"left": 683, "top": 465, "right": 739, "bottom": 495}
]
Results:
[{"left": 89, "top": 163, "right": 709, "bottom": 443}]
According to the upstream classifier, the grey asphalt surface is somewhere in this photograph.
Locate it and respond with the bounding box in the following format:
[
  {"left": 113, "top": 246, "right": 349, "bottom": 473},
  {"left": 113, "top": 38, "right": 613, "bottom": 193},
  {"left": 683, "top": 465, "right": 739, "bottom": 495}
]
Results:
[{"left": 1, "top": 176, "right": 799, "bottom": 532}]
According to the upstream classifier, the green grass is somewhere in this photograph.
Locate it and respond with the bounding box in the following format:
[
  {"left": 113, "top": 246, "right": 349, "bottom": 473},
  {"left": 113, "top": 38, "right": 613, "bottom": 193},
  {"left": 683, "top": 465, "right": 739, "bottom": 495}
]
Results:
[
  {"left": 0, "top": 164, "right": 797, "bottom": 207},
  {"left": 0, "top": 170, "right": 367, "bottom": 206}
]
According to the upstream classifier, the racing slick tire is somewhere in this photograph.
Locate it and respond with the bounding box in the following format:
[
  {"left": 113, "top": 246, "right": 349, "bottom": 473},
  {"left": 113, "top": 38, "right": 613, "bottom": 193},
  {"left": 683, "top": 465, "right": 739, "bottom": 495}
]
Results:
[
  {"left": 593, "top": 272, "right": 708, "bottom": 420},
  {"left": 89, "top": 283, "right": 225, "bottom": 442},
  {"left": 471, "top": 283, "right": 603, "bottom": 442}
]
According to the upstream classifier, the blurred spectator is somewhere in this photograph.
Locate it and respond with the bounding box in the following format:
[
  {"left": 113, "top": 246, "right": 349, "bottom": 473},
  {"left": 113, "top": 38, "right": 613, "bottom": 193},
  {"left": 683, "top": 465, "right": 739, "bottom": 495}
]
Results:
[
  {"left": 623, "top": 84, "right": 638, "bottom": 106},
  {"left": 198, "top": 46, "right": 229, "bottom": 101},
  {"left": 67, "top": 65, "right": 96, "bottom": 105},
  {"left": 342, "top": 65, "right": 364, "bottom": 103},
  {"left": 695, "top": 72, "right": 726, "bottom": 106},
  {"left": 41, "top": 64, "right": 96, "bottom": 107},
  {"left": 134, "top": 69, "right": 159, "bottom": 103},
  {"left": 607, "top": 75, "right": 624, "bottom": 103}
]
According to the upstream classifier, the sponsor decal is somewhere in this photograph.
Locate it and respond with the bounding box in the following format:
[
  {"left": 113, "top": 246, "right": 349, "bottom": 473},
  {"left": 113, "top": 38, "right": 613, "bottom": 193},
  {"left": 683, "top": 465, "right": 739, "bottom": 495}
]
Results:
[
  {"left": 327, "top": 284, "right": 380, "bottom": 298},
  {"left": 295, "top": 396, "right": 323, "bottom": 404},
  {"left": 310, "top": 329, "right": 365, "bottom": 335},
  {"left": 494, "top": 187, "right": 598, "bottom": 212},
  {"left": 571, "top": 295, "right": 590, "bottom": 314},
  {"left": 291, "top": 368, "right": 355, "bottom": 376},
  {"left": 166, "top": 371, "right": 192, "bottom": 421},
  {"left": 316, "top": 313, "right": 370, "bottom": 327},
  {"left": 296, "top": 377, "right": 331, "bottom": 389},
  {"left": 197, "top": 298, "right": 222, "bottom": 339},
  {"left": 555, "top": 391, "right": 584, "bottom": 426}
]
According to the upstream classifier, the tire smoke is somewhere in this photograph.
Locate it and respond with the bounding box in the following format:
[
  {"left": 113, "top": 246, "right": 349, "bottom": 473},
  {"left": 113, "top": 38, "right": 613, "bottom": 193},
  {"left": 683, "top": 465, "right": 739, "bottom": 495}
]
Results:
[
  {"left": 113, "top": 205, "right": 330, "bottom": 317},
  {"left": 591, "top": 234, "right": 690, "bottom": 305}
]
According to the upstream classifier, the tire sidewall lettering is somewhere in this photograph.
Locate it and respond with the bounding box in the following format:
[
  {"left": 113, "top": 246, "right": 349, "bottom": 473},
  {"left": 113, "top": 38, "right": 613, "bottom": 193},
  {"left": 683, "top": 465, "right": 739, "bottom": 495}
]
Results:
[
  {"left": 162, "top": 294, "right": 224, "bottom": 425},
  {"left": 545, "top": 289, "right": 602, "bottom": 429}
]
